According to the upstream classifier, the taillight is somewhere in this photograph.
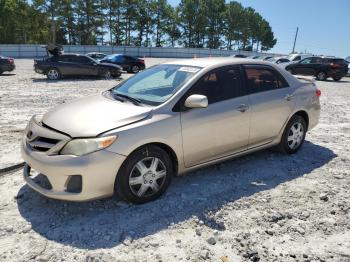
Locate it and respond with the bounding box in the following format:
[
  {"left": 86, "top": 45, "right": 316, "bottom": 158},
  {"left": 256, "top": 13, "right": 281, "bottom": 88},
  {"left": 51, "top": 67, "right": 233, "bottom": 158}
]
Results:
[
  {"left": 7, "top": 58, "right": 14, "bottom": 64},
  {"left": 316, "top": 88, "right": 321, "bottom": 97},
  {"left": 330, "top": 63, "right": 341, "bottom": 69},
  {"left": 139, "top": 59, "right": 145, "bottom": 64}
]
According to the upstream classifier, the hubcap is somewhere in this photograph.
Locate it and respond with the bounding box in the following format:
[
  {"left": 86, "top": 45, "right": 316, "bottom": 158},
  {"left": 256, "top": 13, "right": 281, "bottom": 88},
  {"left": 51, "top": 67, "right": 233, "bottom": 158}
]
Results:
[
  {"left": 48, "top": 70, "right": 58, "bottom": 79},
  {"left": 104, "top": 71, "right": 111, "bottom": 79},
  {"left": 129, "top": 157, "right": 166, "bottom": 197},
  {"left": 287, "top": 122, "right": 304, "bottom": 149},
  {"left": 318, "top": 72, "right": 326, "bottom": 80},
  {"left": 132, "top": 66, "right": 139, "bottom": 73}
]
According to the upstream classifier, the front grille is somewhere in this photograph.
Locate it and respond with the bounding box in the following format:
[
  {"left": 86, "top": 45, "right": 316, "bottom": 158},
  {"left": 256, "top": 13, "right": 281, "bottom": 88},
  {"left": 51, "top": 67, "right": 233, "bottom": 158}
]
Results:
[{"left": 27, "top": 136, "right": 61, "bottom": 153}]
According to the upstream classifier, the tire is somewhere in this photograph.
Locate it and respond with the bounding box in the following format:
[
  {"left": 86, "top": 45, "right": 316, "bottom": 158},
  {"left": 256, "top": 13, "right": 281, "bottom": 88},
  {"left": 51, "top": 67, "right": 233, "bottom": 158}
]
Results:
[
  {"left": 0, "top": 70, "right": 3, "bottom": 75},
  {"left": 101, "top": 69, "right": 111, "bottom": 79},
  {"left": 46, "top": 68, "right": 60, "bottom": 80},
  {"left": 316, "top": 71, "right": 327, "bottom": 81},
  {"left": 277, "top": 115, "right": 307, "bottom": 154},
  {"left": 332, "top": 76, "right": 342, "bottom": 82},
  {"left": 115, "top": 145, "right": 173, "bottom": 204},
  {"left": 130, "top": 65, "right": 140, "bottom": 74}
]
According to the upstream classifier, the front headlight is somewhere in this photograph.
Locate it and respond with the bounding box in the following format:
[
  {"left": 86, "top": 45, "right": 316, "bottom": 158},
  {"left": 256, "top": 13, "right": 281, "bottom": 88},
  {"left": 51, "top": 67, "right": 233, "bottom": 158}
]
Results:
[{"left": 60, "top": 136, "right": 117, "bottom": 156}]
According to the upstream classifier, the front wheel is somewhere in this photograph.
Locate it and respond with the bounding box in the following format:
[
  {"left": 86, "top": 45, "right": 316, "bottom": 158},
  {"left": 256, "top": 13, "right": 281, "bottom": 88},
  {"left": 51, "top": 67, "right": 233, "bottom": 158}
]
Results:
[
  {"left": 278, "top": 115, "right": 306, "bottom": 154},
  {"left": 101, "top": 69, "right": 111, "bottom": 79},
  {"left": 115, "top": 145, "right": 173, "bottom": 204},
  {"left": 46, "top": 68, "right": 60, "bottom": 80}
]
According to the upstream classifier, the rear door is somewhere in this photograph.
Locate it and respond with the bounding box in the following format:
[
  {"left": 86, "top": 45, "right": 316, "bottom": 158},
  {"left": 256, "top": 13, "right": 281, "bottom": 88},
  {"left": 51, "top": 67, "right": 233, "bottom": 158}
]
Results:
[
  {"left": 180, "top": 66, "right": 251, "bottom": 167},
  {"left": 56, "top": 55, "right": 76, "bottom": 75},
  {"left": 244, "top": 65, "right": 295, "bottom": 147}
]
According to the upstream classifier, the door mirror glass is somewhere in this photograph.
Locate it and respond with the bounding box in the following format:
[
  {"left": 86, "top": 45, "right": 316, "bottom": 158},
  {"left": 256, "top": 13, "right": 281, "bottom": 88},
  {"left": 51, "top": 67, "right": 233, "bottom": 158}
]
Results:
[{"left": 184, "top": 94, "right": 208, "bottom": 109}]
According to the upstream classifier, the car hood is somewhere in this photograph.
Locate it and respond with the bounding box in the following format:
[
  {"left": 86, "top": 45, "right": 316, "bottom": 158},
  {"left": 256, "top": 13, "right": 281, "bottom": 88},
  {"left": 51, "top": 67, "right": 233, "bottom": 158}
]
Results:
[{"left": 42, "top": 94, "right": 152, "bottom": 137}]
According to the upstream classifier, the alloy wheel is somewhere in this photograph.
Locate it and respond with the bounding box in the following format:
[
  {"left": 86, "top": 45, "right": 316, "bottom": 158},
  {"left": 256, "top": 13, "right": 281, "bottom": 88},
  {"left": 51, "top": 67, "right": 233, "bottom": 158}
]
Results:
[
  {"left": 287, "top": 122, "right": 304, "bottom": 149},
  {"left": 104, "top": 70, "right": 111, "bottom": 79},
  {"left": 317, "top": 72, "right": 327, "bottom": 81},
  {"left": 129, "top": 157, "right": 167, "bottom": 197},
  {"left": 47, "top": 69, "right": 59, "bottom": 80},
  {"left": 131, "top": 65, "right": 140, "bottom": 73}
]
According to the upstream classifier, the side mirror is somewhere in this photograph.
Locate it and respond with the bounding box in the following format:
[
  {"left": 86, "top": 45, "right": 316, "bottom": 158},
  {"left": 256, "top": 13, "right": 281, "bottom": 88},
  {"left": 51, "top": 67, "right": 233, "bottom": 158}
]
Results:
[{"left": 184, "top": 94, "right": 208, "bottom": 109}]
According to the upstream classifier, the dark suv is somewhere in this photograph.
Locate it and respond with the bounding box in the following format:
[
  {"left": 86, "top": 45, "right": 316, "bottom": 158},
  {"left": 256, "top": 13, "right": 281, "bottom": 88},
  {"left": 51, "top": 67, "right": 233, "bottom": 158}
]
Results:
[
  {"left": 0, "top": 56, "right": 15, "bottom": 75},
  {"left": 34, "top": 54, "right": 122, "bottom": 80},
  {"left": 285, "top": 56, "right": 348, "bottom": 81}
]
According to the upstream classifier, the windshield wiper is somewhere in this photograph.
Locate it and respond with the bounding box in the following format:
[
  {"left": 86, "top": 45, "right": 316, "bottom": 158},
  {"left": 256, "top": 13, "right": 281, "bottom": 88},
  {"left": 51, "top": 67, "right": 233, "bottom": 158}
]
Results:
[{"left": 113, "top": 92, "right": 142, "bottom": 105}]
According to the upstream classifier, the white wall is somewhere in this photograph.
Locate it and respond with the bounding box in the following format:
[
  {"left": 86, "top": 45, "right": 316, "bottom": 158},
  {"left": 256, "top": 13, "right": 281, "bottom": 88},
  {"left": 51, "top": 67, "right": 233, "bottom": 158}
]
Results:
[{"left": 0, "top": 44, "right": 283, "bottom": 58}]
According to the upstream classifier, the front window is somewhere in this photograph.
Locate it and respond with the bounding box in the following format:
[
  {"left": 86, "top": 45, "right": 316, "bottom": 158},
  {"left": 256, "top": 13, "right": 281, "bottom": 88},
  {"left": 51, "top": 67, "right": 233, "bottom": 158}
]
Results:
[
  {"left": 110, "top": 64, "right": 202, "bottom": 106},
  {"left": 300, "top": 58, "right": 313, "bottom": 64}
]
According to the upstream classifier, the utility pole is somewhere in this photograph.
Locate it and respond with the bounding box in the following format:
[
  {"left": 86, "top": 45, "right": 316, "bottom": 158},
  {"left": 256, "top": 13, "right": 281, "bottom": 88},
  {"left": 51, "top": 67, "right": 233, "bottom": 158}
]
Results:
[{"left": 292, "top": 27, "right": 299, "bottom": 53}]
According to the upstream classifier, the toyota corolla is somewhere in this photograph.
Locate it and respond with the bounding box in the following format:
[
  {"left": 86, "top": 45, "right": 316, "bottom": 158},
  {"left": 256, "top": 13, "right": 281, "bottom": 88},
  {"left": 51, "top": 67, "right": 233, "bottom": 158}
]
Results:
[{"left": 21, "top": 58, "right": 321, "bottom": 204}]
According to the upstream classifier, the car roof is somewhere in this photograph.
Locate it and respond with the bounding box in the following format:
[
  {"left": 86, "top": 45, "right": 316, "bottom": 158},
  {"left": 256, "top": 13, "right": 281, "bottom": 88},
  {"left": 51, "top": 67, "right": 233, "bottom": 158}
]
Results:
[{"left": 163, "top": 57, "right": 279, "bottom": 68}]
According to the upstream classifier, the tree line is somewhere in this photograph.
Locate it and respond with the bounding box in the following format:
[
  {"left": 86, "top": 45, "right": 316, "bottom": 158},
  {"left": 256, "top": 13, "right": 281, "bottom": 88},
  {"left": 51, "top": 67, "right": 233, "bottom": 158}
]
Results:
[{"left": 0, "top": 0, "right": 277, "bottom": 51}]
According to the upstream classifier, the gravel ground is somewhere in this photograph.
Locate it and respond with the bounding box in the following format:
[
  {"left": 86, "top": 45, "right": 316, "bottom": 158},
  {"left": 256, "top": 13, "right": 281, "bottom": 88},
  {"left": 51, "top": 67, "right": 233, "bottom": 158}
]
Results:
[{"left": 0, "top": 59, "right": 349, "bottom": 262}]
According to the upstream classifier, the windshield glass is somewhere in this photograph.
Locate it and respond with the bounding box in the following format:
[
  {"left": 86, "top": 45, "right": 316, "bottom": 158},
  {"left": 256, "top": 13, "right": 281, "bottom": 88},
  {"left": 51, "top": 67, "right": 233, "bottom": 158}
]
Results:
[{"left": 110, "top": 64, "right": 202, "bottom": 106}]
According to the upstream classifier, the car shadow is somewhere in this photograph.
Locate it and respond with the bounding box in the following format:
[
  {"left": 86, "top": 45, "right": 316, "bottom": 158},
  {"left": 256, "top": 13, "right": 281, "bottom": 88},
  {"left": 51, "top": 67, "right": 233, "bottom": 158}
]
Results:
[
  {"left": 31, "top": 76, "right": 123, "bottom": 83},
  {"left": 0, "top": 73, "right": 16, "bottom": 76},
  {"left": 16, "top": 141, "right": 336, "bottom": 249}
]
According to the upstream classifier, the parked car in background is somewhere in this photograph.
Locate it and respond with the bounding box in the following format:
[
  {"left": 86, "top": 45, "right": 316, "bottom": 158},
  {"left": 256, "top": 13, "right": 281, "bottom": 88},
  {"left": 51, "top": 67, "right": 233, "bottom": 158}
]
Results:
[
  {"left": 34, "top": 54, "right": 122, "bottom": 80},
  {"left": 100, "top": 54, "right": 145, "bottom": 73},
  {"left": 250, "top": 56, "right": 261, "bottom": 59},
  {"left": 86, "top": 52, "right": 107, "bottom": 61},
  {"left": 287, "top": 53, "right": 313, "bottom": 63},
  {"left": 345, "top": 56, "right": 350, "bottom": 76},
  {"left": 21, "top": 58, "right": 320, "bottom": 203},
  {"left": 230, "top": 54, "right": 247, "bottom": 58},
  {"left": 285, "top": 56, "right": 348, "bottom": 81},
  {"left": 0, "top": 56, "right": 15, "bottom": 75},
  {"left": 267, "top": 56, "right": 290, "bottom": 64}
]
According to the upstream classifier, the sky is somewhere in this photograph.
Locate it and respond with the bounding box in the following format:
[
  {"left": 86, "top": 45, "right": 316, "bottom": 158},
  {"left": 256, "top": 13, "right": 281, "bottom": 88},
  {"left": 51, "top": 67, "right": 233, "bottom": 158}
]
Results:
[{"left": 169, "top": 0, "right": 350, "bottom": 57}]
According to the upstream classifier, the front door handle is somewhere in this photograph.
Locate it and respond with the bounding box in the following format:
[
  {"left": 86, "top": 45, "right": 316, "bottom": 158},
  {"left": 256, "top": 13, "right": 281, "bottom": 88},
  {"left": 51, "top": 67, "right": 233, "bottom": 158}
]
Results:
[
  {"left": 237, "top": 104, "right": 249, "bottom": 112},
  {"left": 285, "top": 94, "right": 294, "bottom": 101}
]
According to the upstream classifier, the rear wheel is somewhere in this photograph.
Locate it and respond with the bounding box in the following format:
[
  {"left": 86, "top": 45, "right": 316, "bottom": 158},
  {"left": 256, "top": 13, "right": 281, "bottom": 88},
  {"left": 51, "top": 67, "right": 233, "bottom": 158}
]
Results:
[
  {"left": 130, "top": 65, "right": 140, "bottom": 74},
  {"left": 316, "top": 71, "right": 327, "bottom": 81},
  {"left": 278, "top": 115, "right": 306, "bottom": 154},
  {"left": 46, "top": 68, "right": 60, "bottom": 80},
  {"left": 332, "top": 76, "right": 342, "bottom": 81},
  {"left": 115, "top": 145, "right": 173, "bottom": 204}
]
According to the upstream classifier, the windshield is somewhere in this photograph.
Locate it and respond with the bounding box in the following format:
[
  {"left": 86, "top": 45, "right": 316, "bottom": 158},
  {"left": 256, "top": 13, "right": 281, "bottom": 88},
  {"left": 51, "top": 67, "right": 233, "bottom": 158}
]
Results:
[
  {"left": 110, "top": 64, "right": 202, "bottom": 106},
  {"left": 345, "top": 57, "right": 350, "bottom": 63}
]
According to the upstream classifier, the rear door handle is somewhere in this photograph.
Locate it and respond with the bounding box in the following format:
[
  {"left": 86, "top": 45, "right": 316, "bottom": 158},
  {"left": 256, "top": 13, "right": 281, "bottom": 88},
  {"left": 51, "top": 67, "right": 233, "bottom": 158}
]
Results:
[
  {"left": 285, "top": 94, "right": 294, "bottom": 101},
  {"left": 237, "top": 104, "right": 249, "bottom": 112}
]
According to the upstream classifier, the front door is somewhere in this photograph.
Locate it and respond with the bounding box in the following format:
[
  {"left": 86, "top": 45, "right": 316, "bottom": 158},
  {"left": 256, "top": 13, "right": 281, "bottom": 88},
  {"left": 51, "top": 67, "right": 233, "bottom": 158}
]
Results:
[{"left": 180, "top": 66, "right": 251, "bottom": 167}]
